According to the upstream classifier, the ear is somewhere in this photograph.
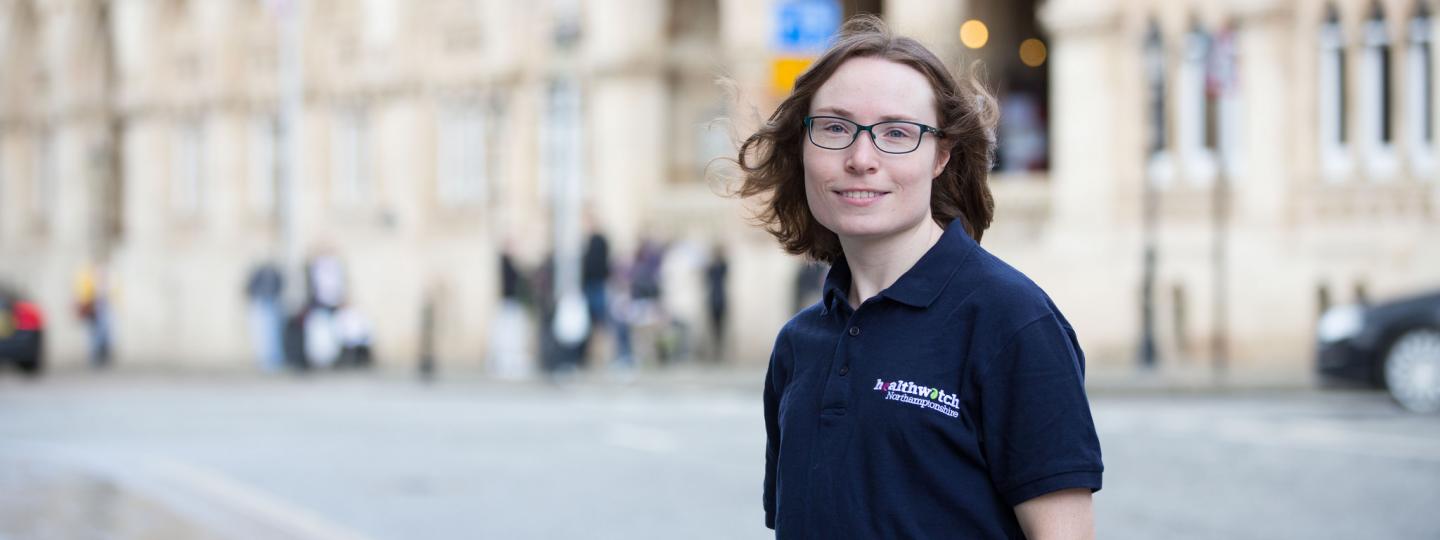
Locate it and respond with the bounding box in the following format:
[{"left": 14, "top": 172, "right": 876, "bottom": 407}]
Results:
[{"left": 931, "top": 139, "right": 952, "bottom": 179}]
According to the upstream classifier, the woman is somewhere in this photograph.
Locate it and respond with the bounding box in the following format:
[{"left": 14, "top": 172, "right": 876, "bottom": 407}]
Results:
[{"left": 739, "top": 16, "right": 1103, "bottom": 539}]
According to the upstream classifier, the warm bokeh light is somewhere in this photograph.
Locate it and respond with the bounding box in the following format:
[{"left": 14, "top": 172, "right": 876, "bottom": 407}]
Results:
[
  {"left": 1020, "top": 38, "right": 1047, "bottom": 67},
  {"left": 771, "top": 56, "right": 813, "bottom": 93},
  {"left": 960, "top": 19, "right": 989, "bottom": 49}
]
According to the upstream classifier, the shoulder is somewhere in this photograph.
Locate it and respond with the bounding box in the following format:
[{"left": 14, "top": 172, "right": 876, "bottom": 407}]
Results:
[
  {"left": 947, "top": 247, "right": 1062, "bottom": 330},
  {"left": 774, "top": 302, "right": 828, "bottom": 347}
]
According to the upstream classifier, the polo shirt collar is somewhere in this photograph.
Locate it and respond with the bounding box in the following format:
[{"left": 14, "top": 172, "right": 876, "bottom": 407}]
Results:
[{"left": 821, "top": 219, "right": 978, "bottom": 312}]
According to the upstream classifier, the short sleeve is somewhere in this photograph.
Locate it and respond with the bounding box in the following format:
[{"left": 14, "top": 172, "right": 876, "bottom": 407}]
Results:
[
  {"left": 762, "top": 332, "right": 789, "bottom": 530},
  {"left": 976, "top": 313, "right": 1104, "bottom": 507}
]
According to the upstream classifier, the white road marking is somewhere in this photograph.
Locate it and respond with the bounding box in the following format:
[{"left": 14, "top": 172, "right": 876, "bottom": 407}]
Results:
[{"left": 1, "top": 443, "right": 376, "bottom": 540}]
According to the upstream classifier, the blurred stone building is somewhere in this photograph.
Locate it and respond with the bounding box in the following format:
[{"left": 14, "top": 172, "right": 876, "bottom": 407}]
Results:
[{"left": 0, "top": 0, "right": 1434, "bottom": 377}]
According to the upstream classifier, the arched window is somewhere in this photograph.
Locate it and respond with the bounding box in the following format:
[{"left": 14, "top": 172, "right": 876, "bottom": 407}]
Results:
[
  {"left": 170, "top": 119, "right": 205, "bottom": 216},
  {"left": 1361, "top": 1, "right": 1398, "bottom": 179},
  {"left": 32, "top": 128, "right": 55, "bottom": 226},
  {"left": 329, "top": 108, "right": 370, "bottom": 207},
  {"left": 1143, "top": 20, "right": 1172, "bottom": 187},
  {"left": 1319, "top": 4, "right": 1351, "bottom": 180},
  {"left": 1179, "top": 20, "right": 1217, "bottom": 185},
  {"left": 436, "top": 101, "right": 489, "bottom": 208},
  {"left": 248, "top": 114, "right": 278, "bottom": 216},
  {"left": 665, "top": 0, "right": 725, "bottom": 184},
  {"left": 362, "top": 0, "right": 398, "bottom": 49},
  {"left": 1407, "top": 2, "right": 1435, "bottom": 174},
  {"left": 1212, "top": 24, "right": 1243, "bottom": 177}
]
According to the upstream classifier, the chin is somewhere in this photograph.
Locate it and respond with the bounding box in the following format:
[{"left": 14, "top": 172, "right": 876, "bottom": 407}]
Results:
[
  {"left": 818, "top": 215, "right": 909, "bottom": 240},
  {"left": 823, "top": 211, "right": 933, "bottom": 243}
]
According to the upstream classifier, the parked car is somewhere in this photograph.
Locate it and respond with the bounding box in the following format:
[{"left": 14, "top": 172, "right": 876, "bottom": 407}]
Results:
[
  {"left": 0, "top": 285, "right": 45, "bottom": 376},
  {"left": 1317, "top": 289, "right": 1440, "bottom": 412}
]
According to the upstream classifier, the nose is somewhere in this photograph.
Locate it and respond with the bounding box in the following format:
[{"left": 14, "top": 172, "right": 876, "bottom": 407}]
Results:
[{"left": 845, "top": 131, "right": 880, "bottom": 175}]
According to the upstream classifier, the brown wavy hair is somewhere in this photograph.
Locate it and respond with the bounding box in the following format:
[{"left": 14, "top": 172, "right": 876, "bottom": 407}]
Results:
[{"left": 736, "top": 15, "right": 998, "bottom": 264}]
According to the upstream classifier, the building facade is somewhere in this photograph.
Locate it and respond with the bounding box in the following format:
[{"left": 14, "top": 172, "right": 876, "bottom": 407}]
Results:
[{"left": 0, "top": 0, "right": 1434, "bottom": 377}]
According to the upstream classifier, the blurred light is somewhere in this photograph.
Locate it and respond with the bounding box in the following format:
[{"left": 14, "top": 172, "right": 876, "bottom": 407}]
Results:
[
  {"left": 960, "top": 20, "right": 989, "bottom": 49},
  {"left": 772, "top": 56, "right": 813, "bottom": 94},
  {"left": 1019, "top": 38, "right": 1047, "bottom": 67}
]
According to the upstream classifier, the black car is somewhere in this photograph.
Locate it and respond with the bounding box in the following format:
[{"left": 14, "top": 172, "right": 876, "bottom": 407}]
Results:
[
  {"left": 0, "top": 285, "right": 45, "bottom": 376},
  {"left": 1317, "top": 289, "right": 1440, "bottom": 412}
]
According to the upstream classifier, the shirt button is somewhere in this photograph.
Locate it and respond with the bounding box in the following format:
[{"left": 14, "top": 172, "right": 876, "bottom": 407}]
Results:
[
  {"left": 839, "top": 365, "right": 849, "bottom": 376},
  {"left": 848, "top": 326, "right": 860, "bottom": 336}
]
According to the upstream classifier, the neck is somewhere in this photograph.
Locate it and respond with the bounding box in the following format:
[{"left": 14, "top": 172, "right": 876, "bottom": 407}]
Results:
[{"left": 841, "top": 218, "right": 946, "bottom": 309}]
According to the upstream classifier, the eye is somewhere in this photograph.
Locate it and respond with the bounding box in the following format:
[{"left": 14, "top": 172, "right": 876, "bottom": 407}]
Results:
[
  {"left": 879, "top": 124, "right": 920, "bottom": 139},
  {"left": 819, "top": 120, "right": 852, "bottom": 134}
]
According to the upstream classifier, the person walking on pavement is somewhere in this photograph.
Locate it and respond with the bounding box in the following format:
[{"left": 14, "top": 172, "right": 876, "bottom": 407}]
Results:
[
  {"left": 244, "top": 260, "right": 285, "bottom": 372},
  {"left": 73, "top": 263, "right": 113, "bottom": 369},
  {"left": 580, "top": 212, "right": 611, "bottom": 368},
  {"left": 303, "top": 251, "right": 346, "bottom": 368},
  {"left": 490, "top": 241, "right": 533, "bottom": 379},
  {"left": 704, "top": 243, "right": 729, "bottom": 363},
  {"left": 738, "top": 16, "right": 1103, "bottom": 539}
]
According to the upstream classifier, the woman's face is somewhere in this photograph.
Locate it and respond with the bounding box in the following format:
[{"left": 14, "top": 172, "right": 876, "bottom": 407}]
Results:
[{"left": 802, "top": 56, "right": 950, "bottom": 244}]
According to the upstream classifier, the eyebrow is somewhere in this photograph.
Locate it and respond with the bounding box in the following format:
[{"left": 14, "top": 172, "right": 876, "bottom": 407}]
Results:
[{"left": 812, "top": 106, "right": 924, "bottom": 123}]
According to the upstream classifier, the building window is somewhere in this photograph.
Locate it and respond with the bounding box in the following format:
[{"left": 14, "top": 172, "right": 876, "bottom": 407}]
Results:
[
  {"left": 436, "top": 102, "right": 488, "bottom": 207},
  {"left": 330, "top": 108, "right": 370, "bottom": 206},
  {"left": 32, "top": 131, "right": 57, "bottom": 225},
  {"left": 1408, "top": 3, "right": 1435, "bottom": 174},
  {"left": 1179, "top": 21, "right": 1218, "bottom": 185},
  {"left": 1319, "top": 4, "right": 1352, "bottom": 180},
  {"left": 666, "top": 0, "right": 727, "bottom": 183},
  {"left": 363, "top": 0, "right": 397, "bottom": 48},
  {"left": 248, "top": 115, "right": 278, "bottom": 216},
  {"left": 171, "top": 121, "right": 204, "bottom": 215},
  {"left": 1361, "top": 1, "right": 1398, "bottom": 179},
  {"left": 1211, "top": 25, "right": 1244, "bottom": 177},
  {"left": 543, "top": 80, "right": 583, "bottom": 201},
  {"left": 0, "top": 135, "right": 5, "bottom": 235},
  {"left": 1144, "top": 21, "right": 1174, "bottom": 187}
]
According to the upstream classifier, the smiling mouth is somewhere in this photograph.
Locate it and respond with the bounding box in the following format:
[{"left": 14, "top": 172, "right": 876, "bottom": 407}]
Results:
[{"left": 835, "top": 190, "right": 890, "bottom": 200}]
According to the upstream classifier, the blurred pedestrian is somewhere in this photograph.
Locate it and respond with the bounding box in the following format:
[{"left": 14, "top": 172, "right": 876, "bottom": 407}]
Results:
[
  {"left": 628, "top": 235, "right": 666, "bottom": 366},
  {"left": 607, "top": 261, "right": 637, "bottom": 379},
  {"left": 303, "top": 251, "right": 347, "bottom": 368},
  {"left": 73, "top": 262, "right": 113, "bottom": 368},
  {"left": 490, "top": 242, "right": 532, "bottom": 379},
  {"left": 705, "top": 243, "right": 729, "bottom": 363},
  {"left": 738, "top": 16, "right": 1102, "bottom": 538},
  {"left": 244, "top": 260, "right": 285, "bottom": 372},
  {"left": 535, "top": 253, "right": 585, "bottom": 380},
  {"left": 334, "top": 302, "right": 373, "bottom": 368},
  {"left": 580, "top": 212, "right": 611, "bottom": 367}
]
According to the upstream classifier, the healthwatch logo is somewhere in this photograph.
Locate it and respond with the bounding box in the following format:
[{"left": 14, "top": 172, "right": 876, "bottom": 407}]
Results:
[{"left": 874, "top": 379, "right": 961, "bottom": 418}]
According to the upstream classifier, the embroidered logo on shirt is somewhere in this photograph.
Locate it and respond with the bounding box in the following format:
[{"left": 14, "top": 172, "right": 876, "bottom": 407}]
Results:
[{"left": 873, "top": 379, "right": 961, "bottom": 418}]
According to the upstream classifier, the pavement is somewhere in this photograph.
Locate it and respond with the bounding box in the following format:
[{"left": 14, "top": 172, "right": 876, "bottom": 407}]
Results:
[{"left": 2, "top": 361, "right": 1419, "bottom": 540}]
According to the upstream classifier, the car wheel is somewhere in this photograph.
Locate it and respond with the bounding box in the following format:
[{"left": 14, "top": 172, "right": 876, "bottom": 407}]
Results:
[{"left": 1383, "top": 328, "right": 1440, "bottom": 413}]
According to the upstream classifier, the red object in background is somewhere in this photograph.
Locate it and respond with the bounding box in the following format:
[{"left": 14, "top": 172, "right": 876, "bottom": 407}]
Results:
[{"left": 13, "top": 302, "right": 44, "bottom": 331}]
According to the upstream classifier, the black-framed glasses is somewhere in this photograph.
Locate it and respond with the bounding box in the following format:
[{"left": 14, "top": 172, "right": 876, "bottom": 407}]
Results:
[{"left": 803, "top": 115, "right": 942, "bottom": 154}]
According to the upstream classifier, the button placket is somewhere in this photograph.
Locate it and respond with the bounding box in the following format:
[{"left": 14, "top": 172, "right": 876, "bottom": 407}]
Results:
[{"left": 820, "top": 313, "right": 861, "bottom": 412}]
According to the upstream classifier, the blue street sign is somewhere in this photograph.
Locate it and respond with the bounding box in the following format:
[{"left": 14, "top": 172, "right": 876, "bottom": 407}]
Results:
[{"left": 774, "top": 0, "right": 841, "bottom": 54}]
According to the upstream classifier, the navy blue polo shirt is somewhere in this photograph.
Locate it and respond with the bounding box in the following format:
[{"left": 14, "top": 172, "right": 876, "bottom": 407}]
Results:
[{"left": 762, "top": 219, "right": 1103, "bottom": 539}]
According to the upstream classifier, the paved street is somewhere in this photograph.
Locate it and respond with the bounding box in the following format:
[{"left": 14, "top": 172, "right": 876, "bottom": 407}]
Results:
[{"left": 1, "top": 370, "right": 1437, "bottom": 539}]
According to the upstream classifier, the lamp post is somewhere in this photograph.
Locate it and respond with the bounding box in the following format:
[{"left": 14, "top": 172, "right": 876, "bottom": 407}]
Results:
[
  {"left": 1140, "top": 24, "right": 1164, "bottom": 370},
  {"left": 1208, "top": 27, "right": 1237, "bottom": 380},
  {"left": 271, "top": 0, "right": 305, "bottom": 312},
  {"left": 545, "top": 5, "right": 589, "bottom": 371}
]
